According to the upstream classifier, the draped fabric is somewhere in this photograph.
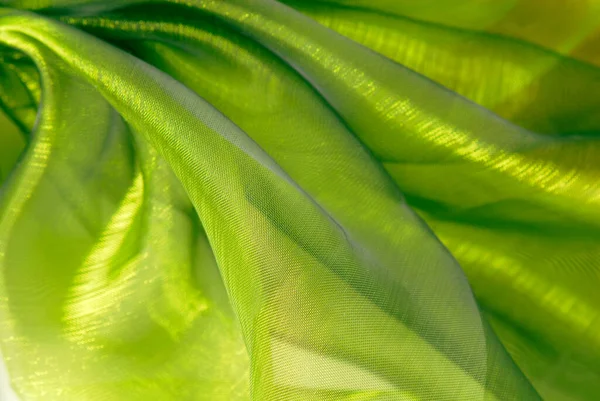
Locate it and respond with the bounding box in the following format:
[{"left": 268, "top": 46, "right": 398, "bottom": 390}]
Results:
[{"left": 0, "top": 1, "right": 599, "bottom": 400}]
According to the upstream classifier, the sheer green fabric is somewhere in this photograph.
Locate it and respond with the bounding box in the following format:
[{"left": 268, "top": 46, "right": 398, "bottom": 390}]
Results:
[{"left": 0, "top": 1, "right": 598, "bottom": 400}]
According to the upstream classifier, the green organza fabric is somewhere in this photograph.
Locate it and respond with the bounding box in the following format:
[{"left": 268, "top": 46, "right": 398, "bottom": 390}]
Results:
[{"left": 0, "top": 1, "right": 599, "bottom": 400}]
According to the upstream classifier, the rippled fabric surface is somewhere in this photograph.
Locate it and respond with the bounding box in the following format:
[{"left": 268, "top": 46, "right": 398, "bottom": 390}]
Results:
[{"left": 0, "top": 1, "right": 599, "bottom": 400}]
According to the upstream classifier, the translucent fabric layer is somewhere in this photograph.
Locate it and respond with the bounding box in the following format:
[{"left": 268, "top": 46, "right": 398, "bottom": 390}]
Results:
[{"left": 0, "top": 1, "right": 598, "bottom": 400}]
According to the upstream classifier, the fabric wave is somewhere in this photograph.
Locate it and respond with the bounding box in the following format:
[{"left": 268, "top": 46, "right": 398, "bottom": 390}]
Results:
[{"left": 0, "top": 1, "right": 597, "bottom": 400}]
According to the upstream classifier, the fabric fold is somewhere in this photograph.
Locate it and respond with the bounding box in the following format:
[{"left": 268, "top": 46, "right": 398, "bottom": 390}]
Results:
[{"left": 0, "top": 1, "right": 598, "bottom": 400}]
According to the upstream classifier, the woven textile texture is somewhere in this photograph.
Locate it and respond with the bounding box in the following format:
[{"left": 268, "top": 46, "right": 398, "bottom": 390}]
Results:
[{"left": 1, "top": 1, "right": 600, "bottom": 400}]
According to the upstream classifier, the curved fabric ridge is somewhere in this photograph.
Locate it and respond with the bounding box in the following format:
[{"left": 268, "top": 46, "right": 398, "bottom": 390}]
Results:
[
  {"left": 0, "top": 5, "right": 541, "bottom": 401},
  {"left": 1, "top": 1, "right": 599, "bottom": 400},
  {"left": 281, "top": 2, "right": 600, "bottom": 137},
  {"left": 279, "top": 0, "right": 600, "bottom": 67},
  {"left": 182, "top": 0, "right": 600, "bottom": 225}
]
